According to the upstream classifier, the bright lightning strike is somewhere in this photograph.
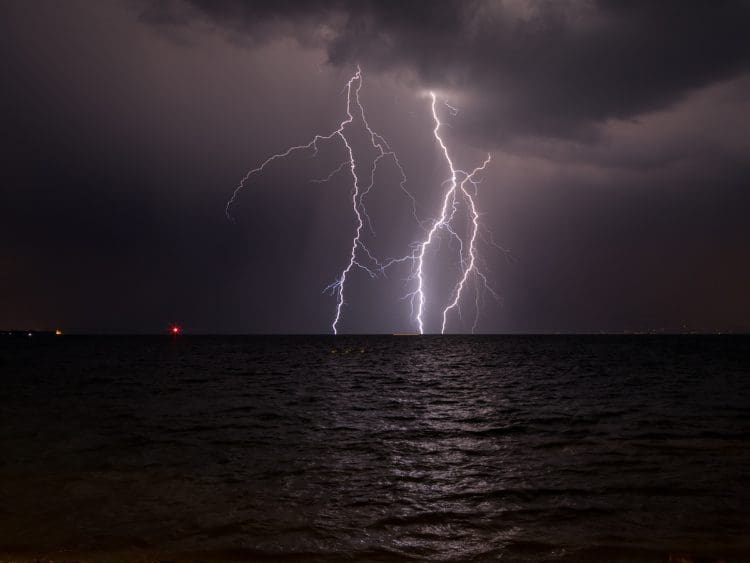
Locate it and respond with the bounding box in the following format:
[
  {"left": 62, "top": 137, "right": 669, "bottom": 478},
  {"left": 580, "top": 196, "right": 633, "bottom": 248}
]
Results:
[
  {"left": 441, "top": 154, "right": 492, "bottom": 333},
  {"left": 226, "top": 67, "right": 414, "bottom": 334},
  {"left": 227, "top": 70, "right": 501, "bottom": 334},
  {"left": 404, "top": 92, "right": 494, "bottom": 334}
]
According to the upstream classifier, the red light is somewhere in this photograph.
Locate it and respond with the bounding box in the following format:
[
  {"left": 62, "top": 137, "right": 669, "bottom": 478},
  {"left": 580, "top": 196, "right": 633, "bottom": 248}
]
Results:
[{"left": 171, "top": 325, "right": 181, "bottom": 335}]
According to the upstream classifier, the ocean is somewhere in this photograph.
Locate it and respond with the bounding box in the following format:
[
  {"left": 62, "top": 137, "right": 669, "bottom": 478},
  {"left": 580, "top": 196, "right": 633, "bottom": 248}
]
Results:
[{"left": 1, "top": 335, "right": 749, "bottom": 561}]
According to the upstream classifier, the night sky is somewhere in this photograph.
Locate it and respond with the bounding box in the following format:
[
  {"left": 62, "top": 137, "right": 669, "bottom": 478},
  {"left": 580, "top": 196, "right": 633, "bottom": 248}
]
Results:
[{"left": 2, "top": 0, "right": 750, "bottom": 334}]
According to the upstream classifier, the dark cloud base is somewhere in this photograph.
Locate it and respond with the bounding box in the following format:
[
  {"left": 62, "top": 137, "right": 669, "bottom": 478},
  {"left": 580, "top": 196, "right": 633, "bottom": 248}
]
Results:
[{"left": 146, "top": 0, "right": 750, "bottom": 144}]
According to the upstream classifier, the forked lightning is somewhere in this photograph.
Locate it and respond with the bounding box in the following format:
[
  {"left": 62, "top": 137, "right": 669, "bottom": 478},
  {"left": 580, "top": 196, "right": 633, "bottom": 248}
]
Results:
[{"left": 227, "top": 69, "right": 499, "bottom": 334}]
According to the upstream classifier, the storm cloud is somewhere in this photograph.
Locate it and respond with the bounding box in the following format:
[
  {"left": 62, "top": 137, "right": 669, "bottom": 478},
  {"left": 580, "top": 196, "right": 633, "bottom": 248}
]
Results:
[{"left": 144, "top": 0, "right": 750, "bottom": 143}]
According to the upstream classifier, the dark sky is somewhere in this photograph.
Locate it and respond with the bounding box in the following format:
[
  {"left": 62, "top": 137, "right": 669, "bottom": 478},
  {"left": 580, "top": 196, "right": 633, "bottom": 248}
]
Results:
[{"left": 2, "top": 0, "right": 749, "bottom": 334}]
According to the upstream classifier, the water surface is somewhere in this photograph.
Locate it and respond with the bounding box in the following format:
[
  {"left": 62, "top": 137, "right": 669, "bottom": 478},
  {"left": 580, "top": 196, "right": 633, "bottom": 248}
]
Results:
[{"left": 1, "top": 335, "right": 749, "bottom": 561}]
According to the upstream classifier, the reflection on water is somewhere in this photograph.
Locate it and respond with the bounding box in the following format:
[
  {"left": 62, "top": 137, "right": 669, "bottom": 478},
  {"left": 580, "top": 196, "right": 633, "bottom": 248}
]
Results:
[{"left": 1, "top": 335, "right": 749, "bottom": 561}]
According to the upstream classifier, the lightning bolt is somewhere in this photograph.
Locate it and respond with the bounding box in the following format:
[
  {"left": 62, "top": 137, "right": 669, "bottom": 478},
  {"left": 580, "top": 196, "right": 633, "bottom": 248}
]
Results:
[
  {"left": 397, "top": 92, "right": 495, "bottom": 334},
  {"left": 327, "top": 71, "right": 373, "bottom": 335},
  {"left": 440, "top": 154, "right": 492, "bottom": 333},
  {"left": 227, "top": 69, "right": 501, "bottom": 334},
  {"left": 226, "top": 67, "right": 416, "bottom": 334}
]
